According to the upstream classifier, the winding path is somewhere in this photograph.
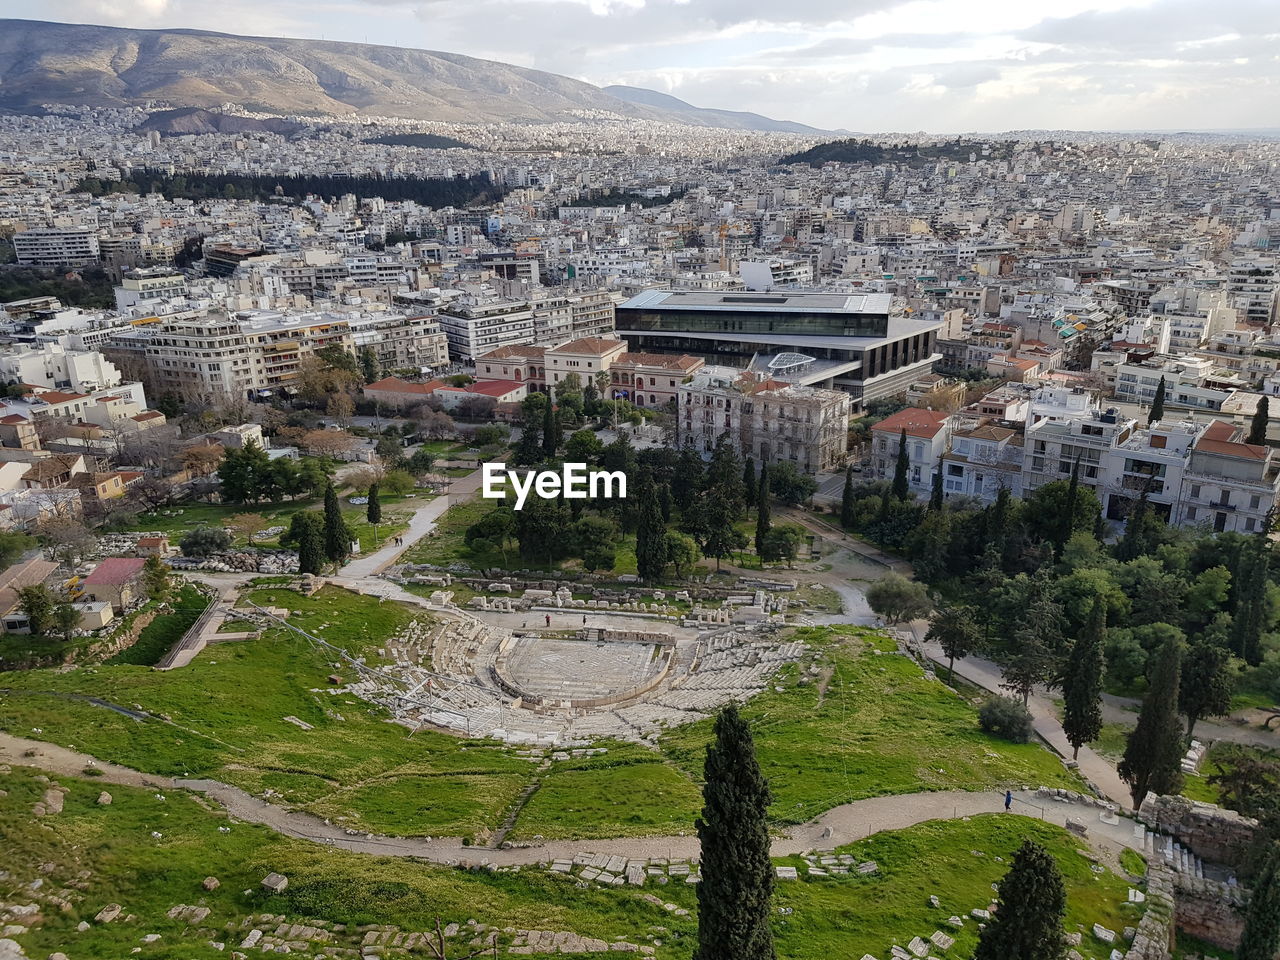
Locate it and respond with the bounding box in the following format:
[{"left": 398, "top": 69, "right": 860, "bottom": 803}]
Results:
[{"left": 0, "top": 731, "right": 1141, "bottom": 868}]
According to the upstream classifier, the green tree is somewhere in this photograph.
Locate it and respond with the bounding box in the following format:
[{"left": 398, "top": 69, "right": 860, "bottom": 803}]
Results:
[
  {"left": 217, "top": 440, "right": 272, "bottom": 503},
  {"left": 673, "top": 447, "right": 705, "bottom": 515},
  {"left": 323, "top": 482, "right": 351, "bottom": 565},
  {"left": 1238, "top": 842, "right": 1280, "bottom": 960},
  {"left": 707, "top": 436, "right": 745, "bottom": 518},
  {"left": 542, "top": 396, "right": 560, "bottom": 458},
  {"left": 1179, "top": 632, "right": 1234, "bottom": 744},
  {"left": 1249, "top": 395, "right": 1271, "bottom": 446},
  {"left": 141, "top": 554, "right": 171, "bottom": 602},
  {"left": 694, "top": 704, "right": 776, "bottom": 960},
  {"left": 1148, "top": 376, "right": 1166, "bottom": 425},
  {"left": 866, "top": 573, "right": 931, "bottom": 625},
  {"left": 665, "top": 531, "right": 701, "bottom": 578},
  {"left": 1119, "top": 636, "right": 1185, "bottom": 809},
  {"left": 180, "top": 526, "right": 231, "bottom": 557},
  {"left": 564, "top": 429, "right": 603, "bottom": 464},
  {"left": 754, "top": 462, "right": 771, "bottom": 556},
  {"left": 1062, "top": 597, "right": 1106, "bottom": 759},
  {"left": 289, "top": 511, "right": 326, "bottom": 575},
  {"left": 840, "top": 467, "right": 857, "bottom": 528},
  {"left": 1024, "top": 479, "right": 1102, "bottom": 548},
  {"left": 760, "top": 524, "right": 805, "bottom": 567},
  {"left": 973, "top": 840, "right": 1068, "bottom": 960},
  {"left": 1231, "top": 534, "right": 1269, "bottom": 665},
  {"left": 929, "top": 464, "right": 944, "bottom": 511},
  {"left": 17, "top": 584, "right": 55, "bottom": 635},
  {"left": 927, "top": 603, "right": 980, "bottom": 680},
  {"left": 1054, "top": 456, "right": 1081, "bottom": 557},
  {"left": 743, "top": 458, "right": 757, "bottom": 510},
  {"left": 52, "top": 602, "right": 81, "bottom": 642},
  {"left": 635, "top": 470, "right": 668, "bottom": 583},
  {"left": 359, "top": 346, "right": 380, "bottom": 384},
  {"left": 891, "top": 428, "right": 910, "bottom": 500},
  {"left": 366, "top": 482, "right": 382, "bottom": 524},
  {"left": 769, "top": 461, "right": 818, "bottom": 505}
]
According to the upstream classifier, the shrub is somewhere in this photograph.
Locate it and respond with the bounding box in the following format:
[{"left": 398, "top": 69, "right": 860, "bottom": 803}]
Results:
[
  {"left": 978, "top": 696, "right": 1034, "bottom": 743},
  {"left": 180, "top": 525, "right": 231, "bottom": 557}
]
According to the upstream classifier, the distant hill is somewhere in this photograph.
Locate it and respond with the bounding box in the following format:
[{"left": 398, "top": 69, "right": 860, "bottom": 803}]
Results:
[
  {"left": 0, "top": 19, "right": 821, "bottom": 132},
  {"left": 780, "top": 138, "right": 1017, "bottom": 166},
  {"left": 139, "top": 107, "right": 300, "bottom": 136},
  {"left": 361, "top": 132, "right": 476, "bottom": 150},
  {"left": 601, "top": 85, "right": 830, "bottom": 134}
]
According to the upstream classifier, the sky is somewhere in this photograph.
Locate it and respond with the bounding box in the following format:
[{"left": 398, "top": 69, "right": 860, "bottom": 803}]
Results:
[{"left": 4, "top": 0, "right": 1279, "bottom": 132}]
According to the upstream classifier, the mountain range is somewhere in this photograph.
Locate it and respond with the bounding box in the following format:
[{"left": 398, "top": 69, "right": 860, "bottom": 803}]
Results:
[{"left": 0, "top": 19, "right": 823, "bottom": 133}]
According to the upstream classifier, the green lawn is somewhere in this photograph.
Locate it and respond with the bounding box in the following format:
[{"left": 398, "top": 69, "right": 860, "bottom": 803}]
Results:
[
  {"left": 105, "top": 583, "right": 210, "bottom": 666},
  {"left": 510, "top": 745, "right": 704, "bottom": 841},
  {"left": 0, "top": 586, "right": 534, "bottom": 838},
  {"left": 660, "top": 627, "right": 1082, "bottom": 824},
  {"left": 0, "top": 766, "right": 1144, "bottom": 960},
  {"left": 772, "top": 815, "right": 1144, "bottom": 960}
]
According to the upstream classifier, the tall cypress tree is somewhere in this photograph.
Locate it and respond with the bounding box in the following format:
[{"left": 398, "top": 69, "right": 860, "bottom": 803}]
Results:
[
  {"left": 1148, "top": 376, "right": 1166, "bottom": 425},
  {"left": 743, "top": 458, "right": 757, "bottom": 509},
  {"left": 973, "top": 840, "right": 1068, "bottom": 960},
  {"left": 542, "top": 397, "right": 560, "bottom": 457},
  {"left": 1238, "top": 842, "right": 1280, "bottom": 960},
  {"left": 1062, "top": 597, "right": 1105, "bottom": 759},
  {"left": 891, "top": 428, "right": 910, "bottom": 500},
  {"left": 1056, "top": 456, "right": 1080, "bottom": 557},
  {"left": 295, "top": 512, "right": 325, "bottom": 575},
  {"left": 366, "top": 482, "right": 382, "bottom": 525},
  {"left": 635, "top": 470, "right": 667, "bottom": 583},
  {"left": 1179, "top": 633, "right": 1234, "bottom": 744},
  {"left": 322, "top": 482, "right": 350, "bottom": 564},
  {"left": 755, "top": 462, "right": 771, "bottom": 556},
  {"left": 1248, "top": 395, "right": 1270, "bottom": 447},
  {"left": 1231, "top": 534, "right": 1269, "bottom": 665},
  {"left": 694, "top": 704, "right": 775, "bottom": 960},
  {"left": 1118, "top": 636, "right": 1185, "bottom": 809},
  {"left": 929, "top": 464, "right": 944, "bottom": 511},
  {"left": 840, "top": 466, "right": 856, "bottom": 528}
]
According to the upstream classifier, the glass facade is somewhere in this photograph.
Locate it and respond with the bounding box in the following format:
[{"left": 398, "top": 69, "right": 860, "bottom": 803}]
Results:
[{"left": 616, "top": 307, "right": 890, "bottom": 338}]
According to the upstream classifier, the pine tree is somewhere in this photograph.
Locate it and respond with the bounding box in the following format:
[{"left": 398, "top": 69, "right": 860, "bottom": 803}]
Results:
[
  {"left": 1179, "top": 634, "right": 1234, "bottom": 744},
  {"left": 1062, "top": 597, "right": 1106, "bottom": 759},
  {"left": 1119, "top": 636, "right": 1185, "bottom": 809},
  {"left": 929, "top": 464, "right": 944, "bottom": 511},
  {"left": 322, "top": 483, "right": 350, "bottom": 565},
  {"left": 674, "top": 446, "right": 705, "bottom": 516},
  {"left": 694, "top": 704, "right": 776, "bottom": 960},
  {"left": 366, "top": 482, "right": 382, "bottom": 525},
  {"left": 973, "top": 840, "right": 1068, "bottom": 960},
  {"left": 1238, "top": 842, "right": 1280, "bottom": 960},
  {"left": 840, "top": 466, "right": 856, "bottom": 528},
  {"left": 1231, "top": 534, "right": 1269, "bottom": 665},
  {"left": 743, "top": 458, "right": 757, "bottom": 509},
  {"left": 635, "top": 470, "right": 668, "bottom": 584},
  {"left": 926, "top": 603, "right": 979, "bottom": 680},
  {"left": 754, "top": 462, "right": 771, "bottom": 556},
  {"left": 892, "top": 428, "right": 910, "bottom": 500},
  {"left": 1148, "top": 376, "right": 1166, "bottom": 425},
  {"left": 542, "top": 397, "right": 560, "bottom": 457},
  {"left": 1249, "top": 395, "right": 1270, "bottom": 446}
]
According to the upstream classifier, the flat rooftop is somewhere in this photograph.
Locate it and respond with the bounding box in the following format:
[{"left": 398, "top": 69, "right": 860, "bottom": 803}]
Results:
[{"left": 619, "top": 289, "right": 894, "bottom": 314}]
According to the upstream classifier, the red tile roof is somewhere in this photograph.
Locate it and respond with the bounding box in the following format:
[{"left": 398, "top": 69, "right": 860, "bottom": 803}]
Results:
[
  {"left": 871, "top": 407, "right": 950, "bottom": 439},
  {"left": 364, "top": 377, "right": 444, "bottom": 396},
  {"left": 83, "top": 557, "right": 147, "bottom": 586},
  {"left": 1195, "top": 419, "right": 1269, "bottom": 460},
  {"left": 465, "top": 380, "right": 526, "bottom": 398}
]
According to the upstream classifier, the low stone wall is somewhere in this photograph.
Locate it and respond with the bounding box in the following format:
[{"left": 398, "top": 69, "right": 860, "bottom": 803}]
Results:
[
  {"left": 1172, "top": 874, "right": 1249, "bottom": 952},
  {"left": 1124, "top": 860, "right": 1176, "bottom": 960},
  {"left": 1138, "top": 794, "right": 1259, "bottom": 868}
]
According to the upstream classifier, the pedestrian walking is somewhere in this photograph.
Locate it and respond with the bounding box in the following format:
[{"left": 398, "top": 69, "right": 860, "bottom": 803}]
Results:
[
  {"left": 582, "top": 614, "right": 587, "bottom": 625},
  {"left": 545, "top": 613, "right": 551, "bottom": 627},
  {"left": 1004, "top": 790, "right": 1013, "bottom": 812}
]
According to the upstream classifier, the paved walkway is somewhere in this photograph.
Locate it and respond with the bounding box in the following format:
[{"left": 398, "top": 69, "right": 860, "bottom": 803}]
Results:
[
  {"left": 912, "top": 630, "right": 1133, "bottom": 808},
  {"left": 0, "top": 731, "right": 1140, "bottom": 867},
  {"left": 340, "top": 468, "right": 486, "bottom": 578}
]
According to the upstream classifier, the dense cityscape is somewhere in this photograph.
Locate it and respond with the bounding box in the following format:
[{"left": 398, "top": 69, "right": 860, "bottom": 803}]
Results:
[{"left": 2, "top": 8, "right": 1280, "bottom": 960}]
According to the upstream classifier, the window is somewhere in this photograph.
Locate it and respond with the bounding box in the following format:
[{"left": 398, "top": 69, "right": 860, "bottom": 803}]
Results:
[
  {"left": 1251, "top": 494, "right": 1261, "bottom": 509},
  {"left": 1191, "top": 484, "right": 1201, "bottom": 499}
]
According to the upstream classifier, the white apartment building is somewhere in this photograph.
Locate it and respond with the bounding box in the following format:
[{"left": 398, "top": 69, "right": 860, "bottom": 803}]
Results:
[
  {"left": 1228, "top": 257, "right": 1278, "bottom": 327},
  {"left": 0, "top": 343, "right": 122, "bottom": 394},
  {"left": 1113, "top": 355, "right": 1238, "bottom": 412},
  {"left": 679, "top": 367, "right": 851, "bottom": 474},
  {"left": 438, "top": 298, "right": 537, "bottom": 361},
  {"left": 739, "top": 258, "right": 814, "bottom": 290},
  {"left": 869, "top": 407, "right": 951, "bottom": 496},
  {"left": 13, "top": 227, "right": 100, "bottom": 267},
  {"left": 346, "top": 311, "right": 449, "bottom": 373},
  {"left": 114, "top": 268, "right": 188, "bottom": 312}
]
